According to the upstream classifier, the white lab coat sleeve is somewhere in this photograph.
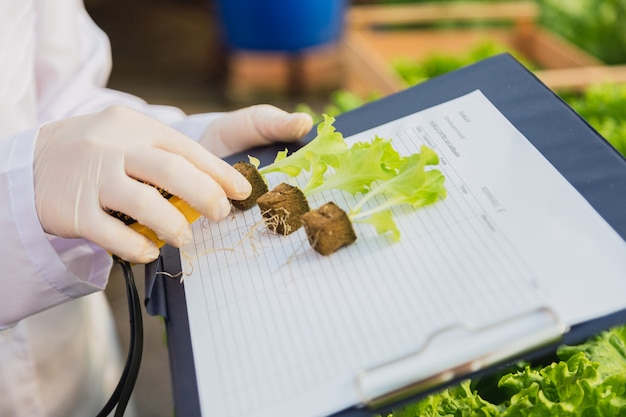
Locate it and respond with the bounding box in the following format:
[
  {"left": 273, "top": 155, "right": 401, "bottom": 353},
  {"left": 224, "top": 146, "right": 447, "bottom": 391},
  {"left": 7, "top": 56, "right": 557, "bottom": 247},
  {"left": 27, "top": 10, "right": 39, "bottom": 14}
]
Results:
[
  {"left": 0, "top": 0, "right": 220, "bottom": 328},
  {"left": 0, "top": 127, "right": 112, "bottom": 328}
]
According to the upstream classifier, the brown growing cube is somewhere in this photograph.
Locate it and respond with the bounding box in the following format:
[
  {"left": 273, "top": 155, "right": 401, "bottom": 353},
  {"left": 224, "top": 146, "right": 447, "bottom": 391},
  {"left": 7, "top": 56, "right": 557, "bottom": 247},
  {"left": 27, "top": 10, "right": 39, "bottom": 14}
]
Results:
[
  {"left": 301, "top": 202, "right": 356, "bottom": 255},
  {"left": 231, "top": 161, "right": 269, "bottom": 210},
  {"left": 257, "top": 183, "right": 310, "bottom": 235}
]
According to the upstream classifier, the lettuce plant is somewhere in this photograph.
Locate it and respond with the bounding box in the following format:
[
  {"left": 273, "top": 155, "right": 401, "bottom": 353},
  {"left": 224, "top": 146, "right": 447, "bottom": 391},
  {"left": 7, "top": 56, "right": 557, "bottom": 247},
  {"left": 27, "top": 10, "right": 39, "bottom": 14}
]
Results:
[
  {"left": 250, "top": 115, "right": 446, "bottom": 244},
  {"left": 348, "top": 146, "right": 446, "bottom": 241},
  {"left": 251, "top": 114, "right": 348, "bottom": 179},
  {"left": 302, "top": 135, "right": 405, "bottom": 196},
  {"left": 388, "top": 325, "right": 626, "bottom": 417}
]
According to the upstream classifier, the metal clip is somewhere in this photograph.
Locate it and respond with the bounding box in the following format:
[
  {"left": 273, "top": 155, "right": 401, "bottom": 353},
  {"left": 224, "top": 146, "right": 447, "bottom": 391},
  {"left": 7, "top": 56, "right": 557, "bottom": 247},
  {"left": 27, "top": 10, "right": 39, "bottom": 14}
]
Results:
[{"left": 355, "top": 306, "right": 567, "bottom": 409}]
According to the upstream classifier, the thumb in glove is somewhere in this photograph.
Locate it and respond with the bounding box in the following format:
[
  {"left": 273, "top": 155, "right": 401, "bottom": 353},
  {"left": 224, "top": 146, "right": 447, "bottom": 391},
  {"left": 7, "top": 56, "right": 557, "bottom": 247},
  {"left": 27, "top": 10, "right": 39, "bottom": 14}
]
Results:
[{"left": 199, "top": 104, "right": 313, "bottom": 158}]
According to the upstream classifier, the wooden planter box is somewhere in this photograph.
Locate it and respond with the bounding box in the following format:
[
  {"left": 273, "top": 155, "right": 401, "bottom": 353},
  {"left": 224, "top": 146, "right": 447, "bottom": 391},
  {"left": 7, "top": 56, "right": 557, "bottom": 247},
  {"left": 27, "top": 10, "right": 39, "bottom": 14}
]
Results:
[
  {"left": 343, "top": 1, "right": 626, "bottom": 95},
  {"left": 224, "top": 44, "right": 345, "bottom": 101}
]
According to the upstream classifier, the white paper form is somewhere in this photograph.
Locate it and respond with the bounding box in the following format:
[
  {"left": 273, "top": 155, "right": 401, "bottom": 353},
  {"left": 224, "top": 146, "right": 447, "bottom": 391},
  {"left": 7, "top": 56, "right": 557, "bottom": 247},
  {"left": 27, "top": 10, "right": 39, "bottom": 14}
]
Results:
[{"left": 182, "top": 90, "right": 626, "bottom": 417}]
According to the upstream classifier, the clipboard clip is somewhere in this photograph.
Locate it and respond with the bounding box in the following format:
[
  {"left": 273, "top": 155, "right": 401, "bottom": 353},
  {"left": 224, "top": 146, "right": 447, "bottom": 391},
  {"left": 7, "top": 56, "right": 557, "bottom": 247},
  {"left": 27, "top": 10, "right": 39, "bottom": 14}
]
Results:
[{"left": 355, "top": 306, "right": 567, "bottom": 409}]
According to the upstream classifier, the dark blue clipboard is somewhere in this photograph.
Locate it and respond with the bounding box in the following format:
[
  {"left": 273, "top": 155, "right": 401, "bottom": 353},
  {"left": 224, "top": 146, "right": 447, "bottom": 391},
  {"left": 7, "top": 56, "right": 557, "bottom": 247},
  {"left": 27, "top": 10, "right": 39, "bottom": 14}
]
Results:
[{"left": 144, "top": 54, "right": 626, "bottom": 417}]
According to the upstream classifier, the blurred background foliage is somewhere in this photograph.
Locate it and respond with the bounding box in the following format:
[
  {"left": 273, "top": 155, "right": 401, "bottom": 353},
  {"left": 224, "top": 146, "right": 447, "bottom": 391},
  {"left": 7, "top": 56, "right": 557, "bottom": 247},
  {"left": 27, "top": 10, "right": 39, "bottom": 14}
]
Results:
[
  {"left": 536, "top": 0, "right": 626, "bottom": 65},
  {"left": 365, "top": 0, "right": 626, "bottom": 64},
  {"left": 311, "top": 0, "right": 626, "bottom": 156}
]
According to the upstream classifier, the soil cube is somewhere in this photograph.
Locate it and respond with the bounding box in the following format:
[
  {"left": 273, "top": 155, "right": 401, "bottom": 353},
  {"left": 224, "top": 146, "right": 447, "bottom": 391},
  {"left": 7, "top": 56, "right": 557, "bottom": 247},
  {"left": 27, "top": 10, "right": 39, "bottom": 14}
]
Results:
[
  {"left": 301, "top": 202, "right": 356, "bottom": 255},
  {"left": 257, "top": 183, "right": 310, "bottom": 235},
  {"left": 231, "top": 161, "right": 268, "bottom": 210}
]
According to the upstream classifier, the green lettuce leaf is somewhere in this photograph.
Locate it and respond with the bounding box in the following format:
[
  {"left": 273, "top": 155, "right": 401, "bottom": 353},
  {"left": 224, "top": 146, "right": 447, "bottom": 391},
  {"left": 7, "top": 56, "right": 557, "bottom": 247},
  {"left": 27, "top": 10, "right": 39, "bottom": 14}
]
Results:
[
  {"left": 389, "top": 380, "right": 503, "bottom": 417},
  {"left": 350, "top": 146, "right": 446, "bottom": 219},
  {"left": 387, "top": 325, "right": 626, "bottom": 417},
  {"left": 558, "top": 325, "right": 626, "bottom": 380},
  {"left": 358, "top": 209, "right": 400, "bottom": 242},
  {"left": 348, "top": 145, "right": 446, "bottom": 240},
  {"left": 499, "top": 351, "right": 626, "bottom": 416},
  {"left": 303, "top": 136, "right": 404, "bottom": 196},
  {"left": 256, "top": 114, "right": 348, "bottom": 178}
]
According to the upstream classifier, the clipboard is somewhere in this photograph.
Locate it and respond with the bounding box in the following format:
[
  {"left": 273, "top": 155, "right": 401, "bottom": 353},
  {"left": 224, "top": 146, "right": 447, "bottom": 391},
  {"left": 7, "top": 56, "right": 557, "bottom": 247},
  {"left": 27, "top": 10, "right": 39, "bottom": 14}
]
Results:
[{"left": 144, "top": 53, "right": 626, "bottom": 417}]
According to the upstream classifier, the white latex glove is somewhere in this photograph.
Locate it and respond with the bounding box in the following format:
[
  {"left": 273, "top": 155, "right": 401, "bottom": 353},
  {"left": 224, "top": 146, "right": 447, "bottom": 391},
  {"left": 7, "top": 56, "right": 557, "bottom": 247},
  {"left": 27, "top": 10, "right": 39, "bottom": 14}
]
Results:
[
  {"left": 33, "top": 105, "right": 252, "bottom": 264},
  {"left": 199, "top": 104, "right": 313, "bottom": 158}
]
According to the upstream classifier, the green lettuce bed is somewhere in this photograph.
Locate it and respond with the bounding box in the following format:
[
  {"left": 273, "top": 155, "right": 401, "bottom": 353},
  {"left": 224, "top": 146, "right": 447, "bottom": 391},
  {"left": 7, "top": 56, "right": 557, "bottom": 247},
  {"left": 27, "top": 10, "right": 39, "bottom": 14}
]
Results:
[{"left": 388, "top": 325, "right": 626, "bottom": 417}]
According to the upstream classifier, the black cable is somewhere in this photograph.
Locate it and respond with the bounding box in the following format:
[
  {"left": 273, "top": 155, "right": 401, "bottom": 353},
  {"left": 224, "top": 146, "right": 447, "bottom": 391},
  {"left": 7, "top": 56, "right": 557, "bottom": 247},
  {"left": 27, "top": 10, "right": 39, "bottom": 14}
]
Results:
[{"left": 96, "top": 256, "right": 144, "bottom": 417}]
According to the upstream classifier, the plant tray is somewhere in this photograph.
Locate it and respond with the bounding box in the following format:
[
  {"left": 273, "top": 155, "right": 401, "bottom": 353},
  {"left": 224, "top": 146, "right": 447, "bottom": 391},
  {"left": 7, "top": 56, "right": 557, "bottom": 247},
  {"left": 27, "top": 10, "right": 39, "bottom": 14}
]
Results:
[{"left": 343, "top": 1, "right": 626, "bottom": 95}]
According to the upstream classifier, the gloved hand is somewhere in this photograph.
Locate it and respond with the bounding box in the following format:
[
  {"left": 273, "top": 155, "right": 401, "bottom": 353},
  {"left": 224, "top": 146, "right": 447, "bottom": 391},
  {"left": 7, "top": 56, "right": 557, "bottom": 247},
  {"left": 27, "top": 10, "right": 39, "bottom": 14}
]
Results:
[
  {"left": 33, "top": 105, "right": 252, "bottom": 264},
  {"left": 199, "top": 104, "right": 313, "bottom": 158}
]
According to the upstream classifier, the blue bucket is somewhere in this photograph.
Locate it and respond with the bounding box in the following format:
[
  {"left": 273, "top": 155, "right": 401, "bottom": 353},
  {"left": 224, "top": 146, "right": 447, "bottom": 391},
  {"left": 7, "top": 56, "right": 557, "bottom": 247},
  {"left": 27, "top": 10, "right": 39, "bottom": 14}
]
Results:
[{"left": 216, "top": 0, "right": 346, "bottom": 52}]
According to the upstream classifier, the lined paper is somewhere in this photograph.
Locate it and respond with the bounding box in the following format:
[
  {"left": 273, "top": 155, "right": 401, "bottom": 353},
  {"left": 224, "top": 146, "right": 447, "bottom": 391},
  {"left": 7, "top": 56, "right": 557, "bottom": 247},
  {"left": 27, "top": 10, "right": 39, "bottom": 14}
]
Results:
[{"left": 182, "top": 90, "right": 626, "bottom": 417}]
